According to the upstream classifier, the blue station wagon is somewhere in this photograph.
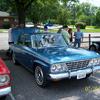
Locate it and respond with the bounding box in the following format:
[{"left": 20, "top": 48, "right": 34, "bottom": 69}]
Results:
[{"left": 10, "top": 33, "right": 100, "bottom": 87}]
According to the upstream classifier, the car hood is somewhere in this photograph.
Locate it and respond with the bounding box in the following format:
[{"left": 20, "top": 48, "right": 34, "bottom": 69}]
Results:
[
  {"left": 35, "top": 47, "right": 99, "bottom": 64},
  {"left": 0, "top": 58, "right": 10, "bottom": 74}
]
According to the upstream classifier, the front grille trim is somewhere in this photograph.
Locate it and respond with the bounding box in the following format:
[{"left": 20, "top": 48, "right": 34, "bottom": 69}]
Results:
[{"left": 66, "top": 59, "right": 90, "bottom": 71}]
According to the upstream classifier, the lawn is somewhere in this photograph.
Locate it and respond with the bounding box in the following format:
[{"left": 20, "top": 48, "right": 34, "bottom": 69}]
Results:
[
  {"left": 81, "top": 29, "right": 100, "bottom": 33},
  {"left": 0, "top": 29, "right": 8, "bottom": 33},
  {"left": 0, "top": 25, "right": 100, "bottom": 33},
  {"left": 49, "top": 28, "right": 100, "bottom": 33},
  {"left": 69, "top": 25, "right": 100, "bottom": 33}
]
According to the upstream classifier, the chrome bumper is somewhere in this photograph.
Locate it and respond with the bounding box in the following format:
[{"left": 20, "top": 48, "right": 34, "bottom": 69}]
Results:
[
  {"left": 49, "top": 66, "right": 100, "bottom": 80},
  {"left": 0, "top": 87, "right": 11, "bottom": 96}
]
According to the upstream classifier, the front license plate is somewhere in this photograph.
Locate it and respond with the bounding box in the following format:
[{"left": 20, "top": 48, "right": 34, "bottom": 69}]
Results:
[{"left": 77, "top": 72, "right": 86, "bottom": 79}]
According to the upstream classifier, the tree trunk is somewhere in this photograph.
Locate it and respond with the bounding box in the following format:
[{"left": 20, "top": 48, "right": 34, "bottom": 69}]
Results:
[
  {"left": 15, "top": 0, "right": 34, "bottom": 26},
  {"left": 15, "top": 1, "right": 25, "bottom": 26},
  {"left": 17, "top": 4, "right": 25, "bottom": 26}
]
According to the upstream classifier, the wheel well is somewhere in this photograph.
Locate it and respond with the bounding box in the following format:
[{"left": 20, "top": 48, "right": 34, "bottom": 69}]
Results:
[
  {"left": 33, "top": 62, "right": 42, "bottom": 73},
  {"left": 89, "top": 44, "right": 98, "bottom": 51},
  {"left": 89, "top": 44, "right": 96, "bottom": 50},
  {"left": 33, "top": 62, "right": 48, "bottom": 74}
]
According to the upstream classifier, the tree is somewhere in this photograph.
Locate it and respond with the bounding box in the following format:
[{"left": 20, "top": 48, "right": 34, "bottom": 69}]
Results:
[
  {"left": 74, "top": 2, "right": 97, "bottom": 25},
  {"left": 3, "top": 0, "right": 35, "bottom": 25},
  {"left": 1, "top": 0, "right": 98, "bottom": 26},
  {"left": 27, "top": 0, "right": 60, "bottom": 24},
  {"left": 57, "top": 8, "right": 71, "bottom": 25},
  {"left": 95, "top": 8, "right": 100, "bottom": 26},
  {"left": 14, "top": 0, "right": 35, "bottom": 25}
]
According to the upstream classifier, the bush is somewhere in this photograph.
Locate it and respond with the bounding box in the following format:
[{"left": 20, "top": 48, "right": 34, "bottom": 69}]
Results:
[
  {"left": 94, "top": 26, "right": 100, "bottom": 29},
  {"left": 75, "top": 22, "right": 86, "bottom": 29},
  {"left": 3, "top": 21, "right": 11, "bottom": 29}
]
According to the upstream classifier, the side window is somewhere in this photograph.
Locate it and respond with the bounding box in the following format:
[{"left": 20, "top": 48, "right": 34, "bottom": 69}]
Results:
[
  {"left": 17, "top": 34, "right": 31, "bottom": 47},
  {"left": 17, "top": 35, "right": 24, "bottom": 45}
]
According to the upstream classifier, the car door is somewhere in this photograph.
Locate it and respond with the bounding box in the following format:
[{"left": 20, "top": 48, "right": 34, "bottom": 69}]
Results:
[
  {"left": 14, "top": 34, "right": 27, "bottom": 64},
  {"left": 21, "top": 35, "right": 37, "bottom": 70}
]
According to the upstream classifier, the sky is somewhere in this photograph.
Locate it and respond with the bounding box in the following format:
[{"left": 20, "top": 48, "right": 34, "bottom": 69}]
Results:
[{"left": 80, "top": 0, "right": 100, "bottom": 7}]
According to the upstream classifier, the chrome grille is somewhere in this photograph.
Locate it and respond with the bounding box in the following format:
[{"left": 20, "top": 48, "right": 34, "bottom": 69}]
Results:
[{"left": 66, "top": 60, "right": 90, "bottom": 71}]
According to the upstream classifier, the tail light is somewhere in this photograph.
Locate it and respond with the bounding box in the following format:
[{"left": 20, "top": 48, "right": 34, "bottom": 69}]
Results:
[{"left": 0, "top": 74, "right": 10, "bottom": 87}]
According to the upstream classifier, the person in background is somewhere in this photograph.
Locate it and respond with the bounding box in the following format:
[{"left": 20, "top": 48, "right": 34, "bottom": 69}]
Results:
[
  {"left": 44, "top": 25, "right": 48, "bottom": 33},
  {"left": 57, "top": 27, "right": 62, "bottom": 33},
  {"left": 68, "top": 28, "right": 73, "bottom": 43},
  {"left": 8, "top": 24, "right": 15, "bottom": 45},
  {"left": 7, "top": 24, "right": 15, "bottom": 56},
  {"left": 33, "top": 23, "right": 40, "bottom": 33},
  {"left": 74, "top": 26, "right": 83, "bottom": 48},
  {"left": 60, "top": 25, "right": 70, "bottom": 44}
]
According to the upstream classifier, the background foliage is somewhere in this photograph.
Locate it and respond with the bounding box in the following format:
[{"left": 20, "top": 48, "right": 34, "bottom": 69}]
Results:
[{"left": 0, "top": 0, "right": 100, "bottom": 26}]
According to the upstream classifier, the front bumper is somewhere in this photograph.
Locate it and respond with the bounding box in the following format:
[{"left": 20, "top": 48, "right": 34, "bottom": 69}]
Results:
[
  {"left": 0, "top": 87, "right": 11, "bottom": 96},
  {"left": 49, "top": 66, "right": 100, "bottom": 80}
]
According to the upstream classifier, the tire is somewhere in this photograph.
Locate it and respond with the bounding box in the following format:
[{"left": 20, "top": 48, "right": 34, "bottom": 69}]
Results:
[
  {"left": 12, "top": 52, "right": 18, "bottom": 64},
  {"left": 85, "top": 73, "right": 91, "bottom": 79},
  {"left": 0, "top": 96, "right": 7, "bottom": 100},
  {"left": 35, "top": 66, "right": 48, "bottom": 87},
  {"left": 89, "top": 45, "right": 97, "bottom": 52}
]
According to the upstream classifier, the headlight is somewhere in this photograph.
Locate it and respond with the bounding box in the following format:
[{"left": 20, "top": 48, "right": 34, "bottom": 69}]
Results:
[
  {"left": 50, "top": 63, "right": 67, "bottom": 73},
  {"left": 88, "top": 58, "right": 100, "bottom": 66},
  {"left": 0, "top": 75, "right": 10, "bottom": 86}
]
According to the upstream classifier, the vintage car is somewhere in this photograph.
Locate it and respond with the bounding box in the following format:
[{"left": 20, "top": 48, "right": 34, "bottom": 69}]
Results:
[
  {"left": 0, "top": 58, "right": 11, "bottom": 99},
  {"left": 89, "top": 41, "right": 100, "bottom": 52},
  {"left": 10, "top": 33, "right": 100, "bottom": 87}
]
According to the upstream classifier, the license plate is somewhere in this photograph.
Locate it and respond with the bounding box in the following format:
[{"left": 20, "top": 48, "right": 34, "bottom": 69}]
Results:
[{"left": 77, "top": 72, "right": 86, "bottom": 79}]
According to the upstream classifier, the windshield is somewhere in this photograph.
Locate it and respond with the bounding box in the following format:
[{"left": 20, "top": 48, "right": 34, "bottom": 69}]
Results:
[{"left": 31, "top": 34, "right": 67, "bottom": 48}]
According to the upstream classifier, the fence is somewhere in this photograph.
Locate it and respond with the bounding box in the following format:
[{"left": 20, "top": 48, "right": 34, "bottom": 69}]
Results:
[{"left": 73, "top": 34, "right": 100, "bottom": 48}]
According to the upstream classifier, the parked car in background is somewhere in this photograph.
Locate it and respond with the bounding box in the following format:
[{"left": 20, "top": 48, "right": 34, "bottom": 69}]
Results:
[
  {"left": 0, "top": 58, "right": 11, "bottom": 99},
  {"left": 89, "top": 41, "right": 100, "bottom": 52},
  {"left": 10, "top": 33, "right": 100, "bottom": 87}
]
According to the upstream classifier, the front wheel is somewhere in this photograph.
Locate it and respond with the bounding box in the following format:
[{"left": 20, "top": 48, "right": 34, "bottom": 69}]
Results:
[
  {"left": 35, "top": 66, "right": 48, "bottom": 87},
  {"left": 84, "top": 73, "right": 91, "bottom": 79}
]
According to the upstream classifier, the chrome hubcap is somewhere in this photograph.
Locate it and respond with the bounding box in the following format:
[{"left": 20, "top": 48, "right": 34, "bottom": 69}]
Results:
[{"left": 35, "top": 66, "right": 44, "bottom": 85}]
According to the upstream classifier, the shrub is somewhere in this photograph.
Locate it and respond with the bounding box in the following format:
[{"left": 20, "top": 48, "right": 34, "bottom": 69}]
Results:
[
  {"left": 94, "top": 26, "right": 100, "bottom": 29},
  {"left": 3, "top": 21, "right": 11, "bottom": 29},
  {"left": 75, "top": 22, "right": 86, "bottom": 29}
]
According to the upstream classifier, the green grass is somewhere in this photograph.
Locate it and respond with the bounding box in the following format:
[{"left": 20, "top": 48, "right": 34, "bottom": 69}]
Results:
[
  {"left": 48, "top": 28, "right": 100, "bottom": 33},
  {"left": 0, "top": 25, "right": 100, "bottom": 33},
  {"left": 69, "top": 25, "right": 100, "bottom": 33},
  {"left": 0, "top": 29, "right": 8, "bottom": 33},
  {"left": 72, "top": 28, "right": 100, "bottom": 33},
  {"left": 86, "top": 26, "right": 95, "bottom": 29},
  {"left": 81, "top": 29, "right": 100, "bottom": 33}
]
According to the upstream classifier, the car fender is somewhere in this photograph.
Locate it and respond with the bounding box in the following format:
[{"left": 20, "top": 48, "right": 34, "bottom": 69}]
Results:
[
  {"left": 33, "top": 60, "right": 50, "bottom": 75},
  {"left": 34, "top": 60, "right": 49, "bottom": 69}
]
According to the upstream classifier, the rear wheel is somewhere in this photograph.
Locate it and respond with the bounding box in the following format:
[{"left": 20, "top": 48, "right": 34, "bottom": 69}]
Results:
[{"left": 35, "top": 66, "right": 48, "bottom": 87}]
